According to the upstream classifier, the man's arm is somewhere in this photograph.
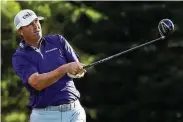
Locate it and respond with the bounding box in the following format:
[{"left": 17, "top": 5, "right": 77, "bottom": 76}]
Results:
[
  {"left": 59, "top": 35, "right": 86, "bottom": 76},
  {"left": 59, "top": 35, "right": 80, "bottom": 62},
  {"left": 28, "top": 64, "right": 67, "bottom": 91},
  {"left": 12, "top": 55, "right": 83, "bottom": 91},
  {"left": 28, "top": 62, "right": 83, "bottom": 91}
]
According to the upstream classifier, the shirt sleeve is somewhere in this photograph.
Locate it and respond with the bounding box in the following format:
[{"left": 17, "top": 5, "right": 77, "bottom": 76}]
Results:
[
  {"left": 59, "top": 35, "right": 80, "bottom": 62},
  {"left": 12, "top": 55, "right": 38, "bottom": 85}
]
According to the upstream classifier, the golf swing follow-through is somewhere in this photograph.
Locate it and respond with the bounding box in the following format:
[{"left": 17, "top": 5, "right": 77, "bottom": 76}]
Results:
[
  {"left": 12, "top": 9, "right": 87, "bottom": 122},
  {"left": 81, "top": 18, "right": 175, "bottom": 70},
  {"left": 12, "top": 8, "right": 175, "bottom": 122},
  {"left": 68, "top": 19, "right": 175, "bottom": 78},
  {"left": 67, "top": 19, "right": 175, "bottom": 78}
]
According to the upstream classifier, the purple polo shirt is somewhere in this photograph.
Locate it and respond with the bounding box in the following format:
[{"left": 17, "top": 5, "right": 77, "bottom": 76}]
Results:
[{"left": 12, "top": 34, "right": 80, "bottom": 108}]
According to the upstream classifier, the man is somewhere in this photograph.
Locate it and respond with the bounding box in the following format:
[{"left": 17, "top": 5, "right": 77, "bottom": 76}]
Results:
[{"left": 12, "top": 9, "right": 87, "bottom": 122}]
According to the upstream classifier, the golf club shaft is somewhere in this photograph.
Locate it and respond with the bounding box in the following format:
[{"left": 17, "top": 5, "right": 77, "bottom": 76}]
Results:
[{"left": 84, "top": 36, "right": 165, "bottom": 69}]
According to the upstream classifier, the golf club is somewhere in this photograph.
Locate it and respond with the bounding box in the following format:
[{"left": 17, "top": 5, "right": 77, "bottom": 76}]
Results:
[{"left": 83, "top": 19, "right": 175, "bottom": 69}]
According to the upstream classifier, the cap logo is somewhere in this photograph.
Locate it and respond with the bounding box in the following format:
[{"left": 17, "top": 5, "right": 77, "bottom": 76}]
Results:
[
  {"left": 19, "top": 42, "right": 24, "bottom": 48},
  {"left": 22, "top": 12, "right": 33, "bottom": 19}
]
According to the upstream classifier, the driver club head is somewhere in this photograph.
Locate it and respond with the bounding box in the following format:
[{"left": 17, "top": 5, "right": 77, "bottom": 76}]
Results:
[{"left": 158, "top": 19, "right": 175, "bottom": 38}]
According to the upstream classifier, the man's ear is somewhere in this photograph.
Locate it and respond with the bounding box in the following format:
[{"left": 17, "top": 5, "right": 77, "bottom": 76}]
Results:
[{"left": 18, "top": 28, "right": 23, "bottom": 36}]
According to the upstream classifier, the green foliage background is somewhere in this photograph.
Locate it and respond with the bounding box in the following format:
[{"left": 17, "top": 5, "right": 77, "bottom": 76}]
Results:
[{"left": 1, "top": 1, "right": 183, "bottom": 122}]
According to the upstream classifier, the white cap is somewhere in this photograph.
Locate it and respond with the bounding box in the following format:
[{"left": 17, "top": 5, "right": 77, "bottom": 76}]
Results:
[{"left": 14, "top": 9, "right": 44, "bottom": 30}]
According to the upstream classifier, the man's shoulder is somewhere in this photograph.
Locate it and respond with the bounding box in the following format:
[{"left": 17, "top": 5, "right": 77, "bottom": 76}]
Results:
[
  {"left": 44, "top": 34, "right": 62, "bottom": 41},
  {"left": 13, "top": 41, "right": 29, "bottom": 59},
  {"left": 12, "top": 47, "right": 26, "bottom": 58},
  {"left": 12, "top": 40, "right": 27, "bottom": 56},
  {"left": 44, "top": 34, "right": 66, "bottom": 47}
]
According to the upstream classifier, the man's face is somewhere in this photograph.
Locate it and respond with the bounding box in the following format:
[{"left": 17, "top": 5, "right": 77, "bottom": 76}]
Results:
[{"left": 19, "top": 18, "right": 42, "bottom": 42}]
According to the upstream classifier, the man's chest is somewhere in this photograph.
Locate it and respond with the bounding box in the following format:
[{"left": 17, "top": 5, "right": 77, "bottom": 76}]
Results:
[{"left": 28, "top": 45, "right": 67, "bottom": 73}]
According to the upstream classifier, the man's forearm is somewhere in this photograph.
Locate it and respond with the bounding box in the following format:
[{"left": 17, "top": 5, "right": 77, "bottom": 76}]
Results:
[{"left": 28, "top": 64, "right": 68, "bottom": 91}]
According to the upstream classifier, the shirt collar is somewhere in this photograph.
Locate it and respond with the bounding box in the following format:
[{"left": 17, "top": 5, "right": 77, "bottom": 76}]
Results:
[
  {"left": 31, "top": 38, "right": 43, "bottom": 50},
  {"left": 19, "top": 38, "right": 45, "bottom": 50}
]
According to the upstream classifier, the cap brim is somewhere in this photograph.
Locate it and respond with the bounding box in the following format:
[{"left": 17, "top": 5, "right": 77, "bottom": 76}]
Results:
[{"left": 38, "top": 16, "right": 44, "bottom": 20}]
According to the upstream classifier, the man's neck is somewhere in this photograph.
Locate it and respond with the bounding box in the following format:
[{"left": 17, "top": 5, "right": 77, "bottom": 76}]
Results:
[{"left": 26, "top": 38, "right": 42, "bottom": 48}]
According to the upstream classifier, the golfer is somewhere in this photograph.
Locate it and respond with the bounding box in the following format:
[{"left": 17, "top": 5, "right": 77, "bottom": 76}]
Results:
[{"left": 12, "top": 9, "right": 86, "bottom": 122}]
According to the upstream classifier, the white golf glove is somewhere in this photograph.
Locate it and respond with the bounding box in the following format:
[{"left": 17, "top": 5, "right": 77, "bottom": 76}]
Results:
[{"left": 67, "top": 69, "right": 87, "bottom": 79}]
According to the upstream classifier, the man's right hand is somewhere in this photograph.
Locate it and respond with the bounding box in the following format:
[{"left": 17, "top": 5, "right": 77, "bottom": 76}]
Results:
[{"left": 66, "top": 62, "right": 84, "bottom": 75}]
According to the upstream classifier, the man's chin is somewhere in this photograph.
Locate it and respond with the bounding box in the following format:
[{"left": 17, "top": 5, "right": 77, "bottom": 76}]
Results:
[{"left": 35, "top": 34, "right": 42, "bottom": 40}]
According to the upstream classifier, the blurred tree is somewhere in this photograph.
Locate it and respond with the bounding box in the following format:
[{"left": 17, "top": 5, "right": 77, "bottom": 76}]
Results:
[{"left": 1, "top": 1, "right": 183, "bottom": 122}]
